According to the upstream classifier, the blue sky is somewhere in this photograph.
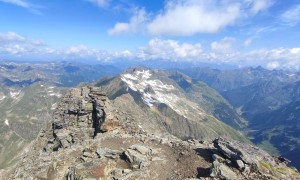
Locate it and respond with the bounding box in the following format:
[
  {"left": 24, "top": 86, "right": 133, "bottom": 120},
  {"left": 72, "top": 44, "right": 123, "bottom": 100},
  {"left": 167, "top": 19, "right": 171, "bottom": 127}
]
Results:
[{"left": 0, "top": 0, "right": 300, "bottom": 69}]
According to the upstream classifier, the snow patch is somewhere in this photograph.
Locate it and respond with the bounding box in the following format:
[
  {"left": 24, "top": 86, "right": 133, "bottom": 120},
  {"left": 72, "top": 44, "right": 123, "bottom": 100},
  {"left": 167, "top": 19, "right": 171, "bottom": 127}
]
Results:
[
  {"left": 136, "top": 70, "right": 152, "bottom": 79},
  {"left": 142, "top": 93, "right": 157, "bottom": 107},
  {"left": 10, "top": 90, "right": 21, "bottom": 99},
  {"left": 51, "top": 103, "right": 57, "bottom": 110},
  {"left": 49, "top": 93, "right": 61, "bottom": 97},
  {"left": 121, "top": 70, "right": 178, "bottom": 109},
  {"left": 120, "top": 69, "right": 204, "bottom": 119},
  {"left": 123, "top": 74, "right": 138, "bottom": 81},
  {"left": 121, "top": 76, "right": 138, "bottom": 91},
  {"left": 4, "top": 119, "right": 9, "bottom": 126}
]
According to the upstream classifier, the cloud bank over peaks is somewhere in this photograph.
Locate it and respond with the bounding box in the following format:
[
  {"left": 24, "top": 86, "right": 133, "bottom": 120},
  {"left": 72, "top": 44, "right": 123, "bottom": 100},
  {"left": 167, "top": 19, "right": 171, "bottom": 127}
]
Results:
[
  {"left": 211, "top": 37, "right": 235, "bottom": 54},
  {"left": 1, "top": 31, "right": 300, "bottom": 70},
  {"left": 0, "top": 32, "right": 45, "bottom": 55},
  {"left": 137, "top": 38, "right": 203, "bottom": 61}
]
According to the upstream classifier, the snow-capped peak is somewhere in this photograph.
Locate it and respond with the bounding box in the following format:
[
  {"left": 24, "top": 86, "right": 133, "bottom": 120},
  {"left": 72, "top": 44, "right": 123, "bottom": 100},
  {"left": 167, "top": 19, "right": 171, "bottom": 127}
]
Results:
[{"left": 120, "top": 69, "right": 203, "bottom": 118}]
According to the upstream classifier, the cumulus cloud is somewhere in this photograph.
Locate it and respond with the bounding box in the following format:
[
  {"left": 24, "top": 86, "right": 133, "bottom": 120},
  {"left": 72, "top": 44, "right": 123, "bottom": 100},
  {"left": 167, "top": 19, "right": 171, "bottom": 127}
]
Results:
[
  {"left": 47, "top": 44, "right": 300, "bottom": 69},
  {"left": 142, "top": 0, "right": 273, "bottom": 36},
  {"left": 108, "top": 8, "right": 147, "bottom": 35},
  {"left": 0, "top": 32, "right": 45, "bottom": 55},
  {"left": 267, "top": 61, "right": 280, "bottom": 69},
  {"left": 137, "top": 38, "right": 203, "bottom": 61},
  {"left": 280, "top": 4, "right": 300, "bottom": 26},
  {"left": 0, "top": 32, "right": 132, "bottom": 62},
  {"left": 240, "top": 47, "right": 300, "bottom": 69},
  {"left": 211, "top": 37, "right": 235, "bottom": 54},
  {"left": 2, "top": 32, "right": 300, "bottom": 70},
  {"left": 107, "top": 0, "right": 274, "bottom": 36},
  {"left": 147, "top": 1, "right": 241, "bottom": 35},
  {"left": 0, "top": 31, "right": 26, "bottom": 41},
  {"left": 86, "top": 0, "right": 109, "bottom": 7}
]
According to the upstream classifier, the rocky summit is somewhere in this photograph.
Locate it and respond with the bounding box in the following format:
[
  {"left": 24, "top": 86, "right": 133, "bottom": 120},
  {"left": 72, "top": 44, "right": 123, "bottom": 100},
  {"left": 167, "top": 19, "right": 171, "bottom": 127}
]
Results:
[{"left": 3, "top": 87, "right": 300, "bottom": 179}]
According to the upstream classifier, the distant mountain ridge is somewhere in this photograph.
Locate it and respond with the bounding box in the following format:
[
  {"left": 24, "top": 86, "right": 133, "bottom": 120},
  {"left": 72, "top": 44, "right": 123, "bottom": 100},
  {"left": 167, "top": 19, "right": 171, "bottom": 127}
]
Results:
[
  {"left": 1, "top": 62, "right": 300, "bottom": 172},
  {"left": 180, "top": 66, "right": 300, "bottom": 170}
]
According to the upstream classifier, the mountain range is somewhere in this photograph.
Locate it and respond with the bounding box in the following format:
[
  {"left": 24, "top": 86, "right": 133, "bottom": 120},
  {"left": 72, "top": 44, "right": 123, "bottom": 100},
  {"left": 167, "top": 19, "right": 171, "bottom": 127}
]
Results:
[
  {"left": 5, "top": 86, "right": 299, "bottom": 179},
  {"left": 180, "top": 66, "right": 300, "bottom": 169},
  {"left": 0, "top": 61, "right": 300, "bottom": 174}
]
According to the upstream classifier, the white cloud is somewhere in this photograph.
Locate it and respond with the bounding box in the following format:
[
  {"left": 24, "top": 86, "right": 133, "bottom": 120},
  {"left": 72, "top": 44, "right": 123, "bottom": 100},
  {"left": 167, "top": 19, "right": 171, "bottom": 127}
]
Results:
[
  {"left": 0, "top": 32, "right": 131, "bottom": 62},
  {"left": 108, "top": 8, "right": 147, "bottom": 35},
  {"left": 247, "top": 0, "right": 273, "bottom": 14},
  {"left": 0, "top": 0, "right": 29, "bottom": 8},
  {"left": 267, "top": 61, "right": 280, "bottom": 69},
  {"left": 240, "top": 47, "right": 300, "bottom": 69},
  {"left": 147, "top": 1, "right": 241, "bottom": 35},
  {"left": 108, "top": 23, "right": 130, "bottom": 35},
  {"left": 140, "top": 0, "right": 273, "bottom": 36},
  {"left": 62, "top": 45, "right": 112, "bottom": 61},
  {"left": 86, "top": 0, "right": 109, "bottom": 7},
  {"left": 211, "top": 37, "right": 235, "bottom": 54},
  {"left": 0, "top": 32, "right": 45, "bottom": 55},
  {"left": 0, "top": 31, "right": 26, "bottom": 41},
  {"left": 137, "top": 38, "right": 203, "bottom": 61},
  {"left": 0, "top": 0, "right": 41, "bottom": 14},
  {"left": 281, "top": 5, "right": 300, "bottom": 26},
  {"left": 2, "top": 32, "right": 300, "bottom": 70}
]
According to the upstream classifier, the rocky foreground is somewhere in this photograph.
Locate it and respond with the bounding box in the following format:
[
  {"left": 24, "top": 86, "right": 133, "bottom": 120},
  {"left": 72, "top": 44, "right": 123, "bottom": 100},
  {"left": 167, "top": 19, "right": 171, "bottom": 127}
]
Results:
[{"left": 3, "top": 87, "right": 300, "bottom": 179}]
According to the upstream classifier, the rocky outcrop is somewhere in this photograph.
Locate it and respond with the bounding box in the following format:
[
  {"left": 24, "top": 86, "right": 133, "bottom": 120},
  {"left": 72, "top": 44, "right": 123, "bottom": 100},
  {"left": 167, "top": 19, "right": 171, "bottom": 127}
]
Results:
[
  {"left": 210, "top": 137, "right": 299, "bottom": 180},
  {"left": 40, "top": 87, "right": 120, "bottom": 152},
  {"left": 6, "top": 87, "right": 300, "bottom": 180}
]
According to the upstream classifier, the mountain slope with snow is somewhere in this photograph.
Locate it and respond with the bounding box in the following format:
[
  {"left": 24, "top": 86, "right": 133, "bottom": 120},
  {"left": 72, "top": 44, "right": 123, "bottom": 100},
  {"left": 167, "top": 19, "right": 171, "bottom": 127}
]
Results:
[{"left": 96, "top": 67, "right": 249, "bottom": 142}]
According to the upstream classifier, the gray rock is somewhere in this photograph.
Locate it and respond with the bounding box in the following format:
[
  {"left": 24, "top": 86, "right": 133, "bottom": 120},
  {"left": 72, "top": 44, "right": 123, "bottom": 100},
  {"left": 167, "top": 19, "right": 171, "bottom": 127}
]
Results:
[
  {"left": 236, "top": 160, "right": 244, "bottom": 170},
  {"left": 130, "top": 144, "right": 152, "bottom": 155},
  {"left": 96, "top": 147, "right": 122, "bottom": 159},
  {"left": 213, "top": 137, "right": 277, "bottom": 167},
  {"left": 124, "top": 147, "right": 150, "bottom": 169},
  {"left": 83, "top": 151, "right": 94, "bottom": 158},
  {"left": 122, "top": 169, "right": 132, "bottom": 174},
  {"left": 210, "top": 160, "right": 238, "bottom": 180}
]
